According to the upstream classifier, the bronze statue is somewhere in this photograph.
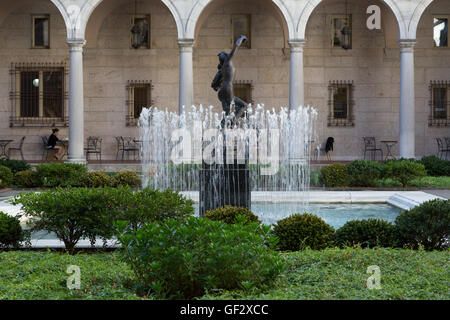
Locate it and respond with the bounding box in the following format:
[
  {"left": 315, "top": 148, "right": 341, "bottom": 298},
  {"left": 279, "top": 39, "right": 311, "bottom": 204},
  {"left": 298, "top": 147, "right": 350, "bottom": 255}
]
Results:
[{"left": 211, "top": 35, "right": 248, "bottom": 120}]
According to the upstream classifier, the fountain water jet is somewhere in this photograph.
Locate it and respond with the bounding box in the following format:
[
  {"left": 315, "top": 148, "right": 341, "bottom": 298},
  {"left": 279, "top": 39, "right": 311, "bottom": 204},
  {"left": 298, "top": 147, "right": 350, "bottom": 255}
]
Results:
[{"left": 139, "top": 104, "right": 318, "bottom": 214}]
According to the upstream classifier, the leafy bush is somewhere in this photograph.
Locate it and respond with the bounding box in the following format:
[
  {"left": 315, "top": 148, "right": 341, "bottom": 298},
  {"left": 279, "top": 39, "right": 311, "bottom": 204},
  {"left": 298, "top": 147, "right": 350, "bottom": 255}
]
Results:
[
  {"left": 335, "top": 219, "right": 399, "bottom": 248},
  {"left": 319, "top": 164, "right": 350, "bottom": 187},
  {"left": 11, "top": 187, "right": 119, "bottom": 254},
  {"left": 10, "top": 187, "right": 194, "bottom": 253},
  {"left": 419, "top": 156, "right": 450, "bottom": 176},
  {"left": 116, "top": 216, "right": 284, "bottom": 299},
  {"left": 35, "top": 163, "right": 87, "bottom": 187},
  {"left": 395, "top": 199, "right": 450, "bottom": 250},
  {"left": 14, "top": 170, "right": 42, "bottom": 188},
  {"left": 383, "top": 160, "right": 427, "bottom": 187},
  {"left": 346, "top": 160, "right": 384, "bottom": 187},
  {"left": 273, "top": 213, "right": 335, "bottom": 251},
  {"left": 112, "top": 170, "right": 141, "bottom": 188},
  {"left": 0, "top": 211, "right": 24, "bottom": 248},
  {"left": 81, "top": 171, "right": 112, "bottom": 188},
  {"left": 118, "top": 187, "right": 194, "bottom": 230},
  {"left": 0, "top": 166, "right": 13, "bottom": 188},
  {"left": 204, "top": 206, "right": 260, "bottom": 224},
  {"left": 0, "top": 159, "right": 30, "bottom": 174}
]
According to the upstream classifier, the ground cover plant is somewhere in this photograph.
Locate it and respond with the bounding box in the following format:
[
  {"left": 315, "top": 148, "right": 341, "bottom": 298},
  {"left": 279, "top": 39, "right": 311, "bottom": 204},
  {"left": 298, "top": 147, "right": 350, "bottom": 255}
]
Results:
[{"left": 0, "top": 248, "right": 448, "bottom": 300}]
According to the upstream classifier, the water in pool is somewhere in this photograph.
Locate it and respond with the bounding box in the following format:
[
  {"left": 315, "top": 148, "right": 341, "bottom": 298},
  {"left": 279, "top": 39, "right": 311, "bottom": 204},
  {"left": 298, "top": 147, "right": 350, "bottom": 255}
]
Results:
[
  {"left": 1, "top": 200, "right": 401, "bottom": 239},
  {"left": 195, "top": 203, "right": 402, "bottom": 229}
]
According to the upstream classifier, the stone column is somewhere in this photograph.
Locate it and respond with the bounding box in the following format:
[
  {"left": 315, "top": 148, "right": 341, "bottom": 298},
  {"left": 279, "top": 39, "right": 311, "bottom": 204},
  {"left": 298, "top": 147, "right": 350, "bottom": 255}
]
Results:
[
  {"left": 398, "top": 40, "right": 416, "bottom": 159},
  {"left": 67, "top": 39, "right": 86, "bottom": 163},
  {"left": 178, "top": 39, "right": 194, "bottom": 114},
  {"left": 288, "top": 39, "right": 306, "bottom": 111}
]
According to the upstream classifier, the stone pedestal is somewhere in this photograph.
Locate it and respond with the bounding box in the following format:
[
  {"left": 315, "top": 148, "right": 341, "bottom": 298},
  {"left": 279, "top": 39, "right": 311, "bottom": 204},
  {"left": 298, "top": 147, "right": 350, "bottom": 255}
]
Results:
[{"left": 199, "top": 161, "right": 250, "bottom": 216}]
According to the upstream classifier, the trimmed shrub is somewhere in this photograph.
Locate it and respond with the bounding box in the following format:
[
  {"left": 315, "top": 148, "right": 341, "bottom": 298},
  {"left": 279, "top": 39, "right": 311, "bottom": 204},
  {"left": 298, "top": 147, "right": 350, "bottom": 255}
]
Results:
[
  {"left": 273, "top": 213, "right": 335, "bottom": 251},
  {"left": 419, "top": 156, "right": 450, "bottom": 177},
  {"left": 11, "top": 187, "right": 119, "bottom": 254},
  {"left": 14, "top": 170, "right": 42, "bottom": 188},
  {"left": 10, "top": 187, "right": 194, "bottom": 253},
  {"left": 204, "top": 206, "right": 260, "bottom": 224},
  {"left": 395, "top": 199, "right": 450, "bottom": 250},
  {"left": 0, "top": 166, "right": 13, "bottom": 188},
  {"left": 35, "top": 163, "right": 87, "bottom": 187},
  {"left": 0, "top": 159, "right": 30, "bottom": 174},
  {"left": 346, "top": 160, "right": 384, "bottom": 187},
  {"left": 112, "top": 170, "right": 141, "bottom": 188},
  {"left": 81, "top": 171, "right": 112, "bottom": 188},
  {"left": 335, "top": 219, "right": 399, "bottom": 248},
  {"left": 0, "top": 211, "right": 24, "bottom": 248},
  {"left": 116, "top": 216, "right": 285, "bottom": 299},
  {"left": 383, "top": 160, "right": 427, "bottom": 187},
  {"left": 319, "top": 164, "right": 350, "bottom": 187},
  {"left": 118, "top": 187, "right": 194, "bottom": 230}
]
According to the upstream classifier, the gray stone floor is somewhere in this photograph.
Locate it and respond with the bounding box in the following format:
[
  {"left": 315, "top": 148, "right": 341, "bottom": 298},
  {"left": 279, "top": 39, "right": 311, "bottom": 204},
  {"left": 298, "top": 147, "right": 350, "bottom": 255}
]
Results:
[{"left": 423, "top": 190, "right": 450, "bottom": 199}]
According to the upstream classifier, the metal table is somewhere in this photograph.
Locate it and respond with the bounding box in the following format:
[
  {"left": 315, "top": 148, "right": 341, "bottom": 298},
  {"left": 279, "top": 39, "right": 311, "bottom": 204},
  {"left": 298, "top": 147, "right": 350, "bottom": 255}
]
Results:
[
  {"left": 0, "top": 140, "right": 13, "bottom": 159},
  {"left": 380, "top": 140, "right": 397, "bottom": 160}
]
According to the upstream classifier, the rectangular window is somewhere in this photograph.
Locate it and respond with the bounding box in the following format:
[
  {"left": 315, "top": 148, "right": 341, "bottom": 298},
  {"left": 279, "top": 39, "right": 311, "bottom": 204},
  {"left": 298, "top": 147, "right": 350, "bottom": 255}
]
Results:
[
  {"left": 131, "top": 15, "right": 150, "bottom": 49},
  {"left": 433, "top": 16, "right": 448, "bottom": 48},
  {"left": 331, "top": 15, "right": 352, "bottom": 49},
  {"left": 328, "top": 81, "right": 354, "bottom": 127},
  {"left": 231, "top": 15, "right": 251, "bottom": 48},
  {"left": 32, "top": 15, "right": 50, "bottom": 48},
  {"left": 10, "top": 63, "right": 67, "bottom": 127},
  {"left": 429, "top": 81, "right": 449, "bottom": 126},
  {"left": 127, "top": 81, "right": 153, "bottom": 126}
]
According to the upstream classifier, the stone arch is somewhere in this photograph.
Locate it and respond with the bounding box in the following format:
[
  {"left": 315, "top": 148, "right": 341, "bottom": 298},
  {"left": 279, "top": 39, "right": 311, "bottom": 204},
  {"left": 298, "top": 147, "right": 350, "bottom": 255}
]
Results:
[
  {"left": 296, "top": 0, "right": 408, "bottom": 40},
  {"left": 408, "top": 0, "right": 434, "bottom": 39},
  {"left": 185, "top": 0, "right": 293, "bottom": 45},
  {"left": 84, "top": 0, "right": 183, "bottom": 48}
]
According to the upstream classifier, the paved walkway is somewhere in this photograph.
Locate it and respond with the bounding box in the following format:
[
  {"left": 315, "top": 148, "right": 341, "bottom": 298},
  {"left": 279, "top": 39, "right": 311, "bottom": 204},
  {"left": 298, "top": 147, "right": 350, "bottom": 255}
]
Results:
[{"left": 423, "top": 190, "right": 450, "bottom": 199}]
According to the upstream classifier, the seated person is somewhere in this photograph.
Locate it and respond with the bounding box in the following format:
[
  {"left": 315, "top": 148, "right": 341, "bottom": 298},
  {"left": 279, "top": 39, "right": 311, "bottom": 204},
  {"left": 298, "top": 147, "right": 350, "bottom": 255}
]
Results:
[{"left": 47, "top": 128, "right": 64, "bottom": 160}]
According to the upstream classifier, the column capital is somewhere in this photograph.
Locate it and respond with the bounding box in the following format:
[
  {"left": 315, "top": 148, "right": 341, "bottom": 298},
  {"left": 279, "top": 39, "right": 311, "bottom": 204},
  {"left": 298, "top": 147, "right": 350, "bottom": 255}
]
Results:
[
  {"left": 178, "top": 38, "right": 195, "bottom": 49},
  {"left": 398, "top": 39, "right": 417, "bottom": 52},
  {"left": 288, "top": 39, "right": 306, "bottom": 52},
  {"left": 67, "top": 38, "right": 86, "bottom": 51}
]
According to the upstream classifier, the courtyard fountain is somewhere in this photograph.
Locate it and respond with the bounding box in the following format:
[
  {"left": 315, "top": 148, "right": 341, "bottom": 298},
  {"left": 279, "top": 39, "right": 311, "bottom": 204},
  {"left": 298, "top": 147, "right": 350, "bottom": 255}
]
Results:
[
  {"left": 139, "top": 34, "right": 318, "bottom": 215},
  {"left": 138, "top": 104, "right": 318, "bottom": 214}
]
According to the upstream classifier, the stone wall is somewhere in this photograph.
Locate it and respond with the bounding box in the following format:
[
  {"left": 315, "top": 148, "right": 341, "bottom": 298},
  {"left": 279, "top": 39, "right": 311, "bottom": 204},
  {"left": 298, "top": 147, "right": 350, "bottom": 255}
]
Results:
[{"left": 0, "top": 0, "right": 448, "bottom": 161}]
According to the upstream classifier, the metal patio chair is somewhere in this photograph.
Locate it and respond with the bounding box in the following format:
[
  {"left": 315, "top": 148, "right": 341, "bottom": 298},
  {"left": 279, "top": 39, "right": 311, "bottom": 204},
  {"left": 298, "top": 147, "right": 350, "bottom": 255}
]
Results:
[
  {"left": 7, "top": 136, "right": 25, "bottom": 160},
  {"left": 85, "top": 136, "right": 102, "bottom": 161},
  {"left": 121, "top": 136, "right": 140, "bottom": 160},
  {"left": 436, "top": 137, "right": 450, "bottom": 160},
  {"left": 363, "top": 137, "right": 383, "bottom": 161}
]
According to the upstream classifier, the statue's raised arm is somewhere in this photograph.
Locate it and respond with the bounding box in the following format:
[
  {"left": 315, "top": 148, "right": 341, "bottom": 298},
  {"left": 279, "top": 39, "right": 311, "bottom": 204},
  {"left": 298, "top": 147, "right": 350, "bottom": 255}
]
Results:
[{"left": 228, "top": 35, "right": 248, "bottom": 61}]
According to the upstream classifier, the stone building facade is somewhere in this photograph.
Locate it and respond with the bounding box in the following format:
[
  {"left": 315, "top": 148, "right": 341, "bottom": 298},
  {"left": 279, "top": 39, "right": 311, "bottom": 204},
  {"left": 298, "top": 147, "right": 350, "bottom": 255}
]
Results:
[{"left": 0, "top": 0, "right": 448, "bottom": 161}]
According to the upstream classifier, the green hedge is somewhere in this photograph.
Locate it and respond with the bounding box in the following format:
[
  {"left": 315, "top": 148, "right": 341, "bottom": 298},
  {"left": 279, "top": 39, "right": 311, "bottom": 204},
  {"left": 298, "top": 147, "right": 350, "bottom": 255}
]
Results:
[
  {"left": 11, "top": 187, "right": 194, "bottom": 253},
  {"left": 81, "top": 171, "right": 112, "bottom": 188},
  {"left": 0, "top": 159, "right": 30, "bottom": 174},
  {"left": 0, "top": 211, "right": 25, "bottom": 248},
  {"left": 35, "top": 163, "right": 87, "bottom": 187},
  {"left": 383, "top": 160, "right": 427, "bottom": 187},
  {"left": 204, "top": 206, "right": 260, "bottom": 224},
  {"left": 273, "top": 213, "right": 335, "bottom": 251},
  {"left": 346, "top": 160, "right": 383, "bottom": 187},
  {"left": 14, "top": 170, "right": 42, "bottom": 188},
  {"left": 335, "top": 219, "right": 399, "bottom": 248},
  {"left": 418, "top": 156, "right": 450, "bottom": 176},
  {"left": 395, "top": 199, "right": 450, "bottom": 250},
  {"left": 116, "top": 216, "right": 284, "bottom": 299},
  {"left": 0, "top": 166, "right": 13, "bottom": 188},
  {"left": 319, "top": 164, "right": 350, "bottom": 187}
]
